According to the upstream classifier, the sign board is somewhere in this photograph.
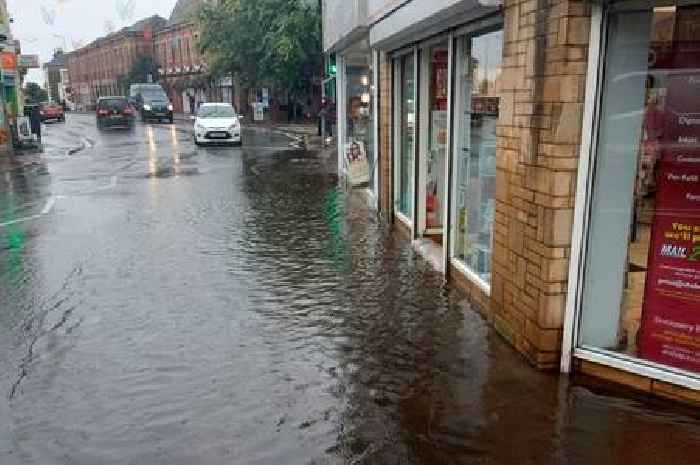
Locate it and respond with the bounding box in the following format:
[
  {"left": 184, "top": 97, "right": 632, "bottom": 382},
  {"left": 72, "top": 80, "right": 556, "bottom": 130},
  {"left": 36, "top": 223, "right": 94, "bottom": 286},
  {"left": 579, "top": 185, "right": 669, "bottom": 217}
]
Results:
[
  {"left": 262, "top": 88, "right": 269, "bottom": 108},
  {"left": 639, "top": 29, "right": 700, "bottom": 373},
  {"left": 1, "top": 51, "right": 17, "bottom": 72},
  {"left": 345, "top": 141, "right": 370, "bottom": 186},
  {"left": 18, "top": 55, "right": 40, "bottom": 69},
  {"left": 0, "top": 0, "right": 10, "bottom": 40},
  {"left": 253, "top": 102, "right": 264, "bottom": 121}
]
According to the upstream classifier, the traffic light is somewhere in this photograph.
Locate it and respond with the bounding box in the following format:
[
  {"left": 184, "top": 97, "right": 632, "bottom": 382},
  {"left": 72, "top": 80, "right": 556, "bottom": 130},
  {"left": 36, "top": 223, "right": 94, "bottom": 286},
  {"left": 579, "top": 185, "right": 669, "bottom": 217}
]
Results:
[{"left": 326, "top": 53, "right": 336, "bottom": 77}]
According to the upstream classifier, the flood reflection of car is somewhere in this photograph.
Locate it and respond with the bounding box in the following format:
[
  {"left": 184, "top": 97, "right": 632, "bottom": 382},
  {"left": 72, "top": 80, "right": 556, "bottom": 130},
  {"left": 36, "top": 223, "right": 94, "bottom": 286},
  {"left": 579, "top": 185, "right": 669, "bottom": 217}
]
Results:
[
  {"left": 40, "top": 102, "right": 65, "bottom": 123},
  {"left": 193, "top": 103, "right": 242, "bottom": 146},
  {"left": 96, "top": 97, "right": 135, "bottom": 130}
]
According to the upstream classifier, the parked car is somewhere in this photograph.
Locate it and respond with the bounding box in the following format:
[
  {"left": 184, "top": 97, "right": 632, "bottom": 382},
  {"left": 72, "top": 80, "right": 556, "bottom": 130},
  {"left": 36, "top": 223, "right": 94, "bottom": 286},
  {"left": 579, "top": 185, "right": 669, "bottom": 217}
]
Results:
[
  {"left": 193, "top": 103, "right": 242, "bottom": 146},
  {"left": 129, "top": 83, "right": 173, "bottom": 123},
  {"left": 40, "top": 102, "right": 65, "bottom": 123},
  {"left": 96, "top": 97, "right": 135, "bottom": 130}
]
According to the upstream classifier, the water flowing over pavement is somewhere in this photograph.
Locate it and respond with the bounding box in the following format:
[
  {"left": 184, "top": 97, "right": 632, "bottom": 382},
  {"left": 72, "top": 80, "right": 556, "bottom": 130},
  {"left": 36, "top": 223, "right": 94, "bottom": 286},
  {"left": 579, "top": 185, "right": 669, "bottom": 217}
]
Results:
[{"left": 0, "top": 114, "right": 698, "bottom": 464}]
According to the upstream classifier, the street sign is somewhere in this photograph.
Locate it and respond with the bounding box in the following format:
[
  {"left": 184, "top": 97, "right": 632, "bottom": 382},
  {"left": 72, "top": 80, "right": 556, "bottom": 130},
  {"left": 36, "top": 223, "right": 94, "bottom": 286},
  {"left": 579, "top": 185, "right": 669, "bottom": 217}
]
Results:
[
  {"left": 253, "top": 102, "right": 264, "bottom": 122},
  {"left": 262, "top": 88, "right": 269, "bottom": 108},
  {"left": 18, "top": 55, "right": 40, "bottom": 69},
  {"left": 0, "top": 0, "right": 10, "bottom": 41},
  {"left": 1, "top": 51, "right": 16, "bottom": 72}
]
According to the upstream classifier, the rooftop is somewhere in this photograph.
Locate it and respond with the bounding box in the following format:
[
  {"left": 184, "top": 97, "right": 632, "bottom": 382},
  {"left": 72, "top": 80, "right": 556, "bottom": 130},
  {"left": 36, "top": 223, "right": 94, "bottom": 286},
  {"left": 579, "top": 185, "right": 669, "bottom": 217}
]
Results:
[{"left": 168, "top": 0, "right": 207, "bottom": 26}]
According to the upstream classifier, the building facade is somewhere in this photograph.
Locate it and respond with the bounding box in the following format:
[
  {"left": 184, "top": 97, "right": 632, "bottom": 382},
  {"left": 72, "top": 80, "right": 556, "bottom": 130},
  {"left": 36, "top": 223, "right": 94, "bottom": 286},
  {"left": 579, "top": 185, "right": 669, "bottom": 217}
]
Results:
[
  {"left": 43, "top": 49, "right": 67, "bottom": 104},
  {"left": 154, "top": 0, "right": 232, "bottom": 114},
  {"left": 324, "top": 0, "right": 700, "bottom": 405},
  {"left": 67, "top": 16, "right": 166, "bottom": 110}
]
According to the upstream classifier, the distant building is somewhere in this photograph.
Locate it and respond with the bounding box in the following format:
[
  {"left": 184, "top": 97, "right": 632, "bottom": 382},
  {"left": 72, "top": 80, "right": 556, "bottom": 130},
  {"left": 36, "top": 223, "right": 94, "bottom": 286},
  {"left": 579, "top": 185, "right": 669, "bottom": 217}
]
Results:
[
  {"left": 43, "top": 49, "right": 67, "bottom": 104},
  {"left": 67, "top": 15, "right": 167, "bottom": 109},
  {"left": 155, "top": 0, "right": 232, "bottom": 114}
]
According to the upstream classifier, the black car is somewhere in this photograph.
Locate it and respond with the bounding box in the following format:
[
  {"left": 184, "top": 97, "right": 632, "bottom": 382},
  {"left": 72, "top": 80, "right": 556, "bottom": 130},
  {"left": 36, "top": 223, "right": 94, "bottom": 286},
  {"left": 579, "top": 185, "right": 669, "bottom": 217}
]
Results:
[
  {"left": 96, "top": 97, "right": 135, "bottom": 130},
  {"left": 129, "top": 84, "right": 174, "bottom": 123}
]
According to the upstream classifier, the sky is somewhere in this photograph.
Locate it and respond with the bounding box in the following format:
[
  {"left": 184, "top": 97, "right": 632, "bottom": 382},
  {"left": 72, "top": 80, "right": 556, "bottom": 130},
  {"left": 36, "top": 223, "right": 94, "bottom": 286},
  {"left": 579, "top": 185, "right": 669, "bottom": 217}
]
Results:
[{"left": 8, "top": 0, "right": 179, "bottom": 84}]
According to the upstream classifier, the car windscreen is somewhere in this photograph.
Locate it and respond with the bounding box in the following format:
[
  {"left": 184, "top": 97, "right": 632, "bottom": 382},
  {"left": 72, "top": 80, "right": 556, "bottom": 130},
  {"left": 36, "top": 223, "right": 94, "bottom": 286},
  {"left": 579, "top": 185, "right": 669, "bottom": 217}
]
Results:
[
  {"left": 141, "top": 90, "right": 168, "bottom": 101},
  {"left": 197, "top": 106, "right": 237, "bottom": 118},
  {"left": 99, "top": 99, "right": 128, "bottom": 110}
]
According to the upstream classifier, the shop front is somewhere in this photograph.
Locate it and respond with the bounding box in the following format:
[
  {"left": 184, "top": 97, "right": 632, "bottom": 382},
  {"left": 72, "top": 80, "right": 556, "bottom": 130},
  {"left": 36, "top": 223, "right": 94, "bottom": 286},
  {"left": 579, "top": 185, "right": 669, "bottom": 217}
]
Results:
[
  {"left": 384, "top": 11, "right": 503, "bottom": 279},
  {"left": 338, "top": 39, "right": 377, "bottom": 201},
  {"left": 564, "top": 0, "right": 700, "bottom": 397}
]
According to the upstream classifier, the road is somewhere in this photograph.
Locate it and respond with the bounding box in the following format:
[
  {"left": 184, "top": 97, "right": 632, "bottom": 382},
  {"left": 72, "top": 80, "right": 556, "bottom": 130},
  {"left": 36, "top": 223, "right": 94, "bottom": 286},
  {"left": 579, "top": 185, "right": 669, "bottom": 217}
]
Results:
[{"left": 0, "top": 113, "right": 698, "bottom": 464}]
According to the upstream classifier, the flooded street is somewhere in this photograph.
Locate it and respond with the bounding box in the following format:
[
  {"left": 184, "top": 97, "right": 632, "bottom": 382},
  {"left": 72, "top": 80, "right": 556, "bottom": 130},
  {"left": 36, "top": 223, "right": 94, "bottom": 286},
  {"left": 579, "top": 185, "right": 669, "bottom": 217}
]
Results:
[{"left": 0, "top": 114, "right": 698, "bottom": 464}]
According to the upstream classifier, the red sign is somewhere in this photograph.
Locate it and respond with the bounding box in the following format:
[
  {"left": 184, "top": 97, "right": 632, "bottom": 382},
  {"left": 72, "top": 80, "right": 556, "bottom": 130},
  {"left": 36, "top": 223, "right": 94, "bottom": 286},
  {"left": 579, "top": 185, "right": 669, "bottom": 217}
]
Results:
[
  {"left": 639, "top": 158, "right": 700, "bottom": 373},
  {"left": 1, "top": 51, "right": 16, "bottom": 71},
  {"left": 639, "top": 12, "right": 700, "bottom": 373}
]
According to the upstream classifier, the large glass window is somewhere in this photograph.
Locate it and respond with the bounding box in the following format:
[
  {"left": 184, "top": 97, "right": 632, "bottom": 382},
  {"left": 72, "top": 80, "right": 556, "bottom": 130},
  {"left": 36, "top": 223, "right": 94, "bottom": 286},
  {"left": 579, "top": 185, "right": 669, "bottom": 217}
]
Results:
[
  {"left": 452, "top": 30, "right": 503, "bottom": 285},
  {"left": 580, "top": 3, "right": 700, "bottom": 376},
  {"left": 396, "top": 53, "right": 416, "bottom": 219},
  {"left": 423, "top": 43, "right": 449, "bottom": 233},
  {"left": 345, "top": 58, "right": 374, "bottom": 187}
]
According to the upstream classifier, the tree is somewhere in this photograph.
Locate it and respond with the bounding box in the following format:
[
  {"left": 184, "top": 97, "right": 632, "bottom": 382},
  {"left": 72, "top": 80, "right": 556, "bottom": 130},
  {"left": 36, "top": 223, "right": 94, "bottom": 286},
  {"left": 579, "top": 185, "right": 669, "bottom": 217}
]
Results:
[
  {"left": 117, "top": 55, "right": 159, "bottom": 95},
  {"left": 199, "top": 0, "right": 322, "bottom": 114},
  {"left": 24, "top": 82, "right": 49, "bottom": 103}
]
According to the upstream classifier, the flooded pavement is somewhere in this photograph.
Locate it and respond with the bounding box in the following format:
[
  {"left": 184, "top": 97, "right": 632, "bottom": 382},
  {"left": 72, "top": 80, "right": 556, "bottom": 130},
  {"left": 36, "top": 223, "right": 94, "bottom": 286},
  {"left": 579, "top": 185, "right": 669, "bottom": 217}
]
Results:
[{"left": 0, "top": 113, "right": 698, "bottom": 465}]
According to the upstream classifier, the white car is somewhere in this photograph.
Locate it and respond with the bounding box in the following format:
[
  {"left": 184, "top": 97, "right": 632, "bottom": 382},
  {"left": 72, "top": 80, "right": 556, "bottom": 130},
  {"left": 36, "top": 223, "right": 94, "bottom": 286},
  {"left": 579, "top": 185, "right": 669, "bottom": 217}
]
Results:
[{"left": 193, "top": 103, "right": 242, "bottom": 146}]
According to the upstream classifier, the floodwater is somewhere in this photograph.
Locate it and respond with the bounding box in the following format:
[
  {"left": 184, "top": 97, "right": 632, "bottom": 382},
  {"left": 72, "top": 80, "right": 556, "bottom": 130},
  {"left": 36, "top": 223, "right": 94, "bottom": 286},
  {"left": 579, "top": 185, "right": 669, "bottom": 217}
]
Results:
[{"left": 0, "top": 114, "right": 698, "bottom": 464}]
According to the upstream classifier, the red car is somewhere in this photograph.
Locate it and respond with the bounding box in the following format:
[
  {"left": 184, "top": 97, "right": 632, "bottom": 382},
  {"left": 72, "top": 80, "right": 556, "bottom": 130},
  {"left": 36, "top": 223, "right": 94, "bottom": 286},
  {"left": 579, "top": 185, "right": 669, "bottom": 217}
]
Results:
[
  {"left": 40, "top": 102, "right": 65, "bottom": 123},
  {"left": 96, "top": 97, "right": 135, "bottom": 130}
]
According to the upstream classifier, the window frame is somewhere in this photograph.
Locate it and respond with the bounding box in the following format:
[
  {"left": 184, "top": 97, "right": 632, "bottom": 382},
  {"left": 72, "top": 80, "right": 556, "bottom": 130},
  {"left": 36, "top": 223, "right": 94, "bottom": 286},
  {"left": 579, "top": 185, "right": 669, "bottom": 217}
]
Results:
[{"left": 560, "top": 1, "right": 700, "bottom": 390}]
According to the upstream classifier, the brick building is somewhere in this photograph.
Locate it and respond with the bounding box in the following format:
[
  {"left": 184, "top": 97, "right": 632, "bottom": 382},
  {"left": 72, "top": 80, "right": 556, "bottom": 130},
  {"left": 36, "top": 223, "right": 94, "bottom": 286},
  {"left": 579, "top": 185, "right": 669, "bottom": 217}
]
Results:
[
  {"left": 67, "top": 16, "right": 166, "bottom": 110},
  {"left": 155, "top": 0, "right": 232, "bottom": 114},
  {"left": 42, "top": 49, "right": 67, "bottom": 104},
  {"left": 324, "top": 0, "right": 700, "bottom": 405}
]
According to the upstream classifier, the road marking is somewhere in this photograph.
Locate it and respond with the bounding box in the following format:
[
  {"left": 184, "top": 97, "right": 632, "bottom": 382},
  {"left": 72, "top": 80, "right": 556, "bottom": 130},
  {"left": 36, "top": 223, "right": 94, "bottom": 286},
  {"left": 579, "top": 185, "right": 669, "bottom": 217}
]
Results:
[
  {"left": 95, "top": 176, "right": 118, "bottom": 191},
  {"left": 41, "top": 196, "right": 57, "bottom": 215},
  {"left": 0, "top": 196, "right": 58, "bottom": 228}
]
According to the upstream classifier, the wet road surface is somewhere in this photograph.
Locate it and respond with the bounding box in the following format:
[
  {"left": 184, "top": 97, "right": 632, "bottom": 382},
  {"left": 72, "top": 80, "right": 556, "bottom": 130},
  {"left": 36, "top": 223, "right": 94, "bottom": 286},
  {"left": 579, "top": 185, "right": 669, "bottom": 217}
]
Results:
[{"left": 0, "top": 114, "right": 698, "bottom": 464}]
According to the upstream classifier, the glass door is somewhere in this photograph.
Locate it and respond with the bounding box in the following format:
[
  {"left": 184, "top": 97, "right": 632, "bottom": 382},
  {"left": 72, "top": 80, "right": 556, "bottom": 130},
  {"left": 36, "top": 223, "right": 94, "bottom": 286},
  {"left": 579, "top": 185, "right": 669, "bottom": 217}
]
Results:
[
  {"left": 451, "top": 30, "right": 502, "bottom": 286},
  {"left": 420, "top": 42, "right": 449, "bottom": 238},
  {"left": 394, "top": 52, "right": 416, "bottom": 222}
]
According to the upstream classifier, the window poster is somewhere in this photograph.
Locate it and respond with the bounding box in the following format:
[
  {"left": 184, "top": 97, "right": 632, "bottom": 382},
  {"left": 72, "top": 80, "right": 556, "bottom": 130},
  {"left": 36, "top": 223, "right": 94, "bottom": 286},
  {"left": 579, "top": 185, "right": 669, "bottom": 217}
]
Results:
[{"left": 639, "top": 14, "right": 700, "bottom": 373}]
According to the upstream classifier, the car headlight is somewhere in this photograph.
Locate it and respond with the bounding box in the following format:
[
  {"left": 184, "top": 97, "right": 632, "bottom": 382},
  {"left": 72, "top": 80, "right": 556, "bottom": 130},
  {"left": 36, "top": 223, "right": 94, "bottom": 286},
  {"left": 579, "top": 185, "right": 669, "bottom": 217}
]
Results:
[
  {"left": 167, "top": 104, "right": 174, "bottom": 111},
  {"left": 230, "top": 120, "right": 240, "bottom": 131},
  {"left": 143, "top": 104, "right": 152, "bottom": 111},
  {"left": 195, "top": 124, "right": 206, "bottom": 132}
]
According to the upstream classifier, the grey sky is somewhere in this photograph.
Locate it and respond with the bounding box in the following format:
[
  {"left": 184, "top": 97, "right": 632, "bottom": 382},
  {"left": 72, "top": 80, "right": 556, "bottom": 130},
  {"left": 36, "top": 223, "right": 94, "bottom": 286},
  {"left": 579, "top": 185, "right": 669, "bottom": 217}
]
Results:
[{"left": 8, "top": 0, "right": 178, "bottom": 84}]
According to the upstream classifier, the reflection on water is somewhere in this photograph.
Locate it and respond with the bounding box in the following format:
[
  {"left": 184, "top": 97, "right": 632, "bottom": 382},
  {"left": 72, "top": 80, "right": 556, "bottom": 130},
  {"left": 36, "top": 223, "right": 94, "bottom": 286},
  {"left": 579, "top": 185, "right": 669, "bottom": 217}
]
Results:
[{"left": 0, "top": 124, "right": 698, "bottom": 465}]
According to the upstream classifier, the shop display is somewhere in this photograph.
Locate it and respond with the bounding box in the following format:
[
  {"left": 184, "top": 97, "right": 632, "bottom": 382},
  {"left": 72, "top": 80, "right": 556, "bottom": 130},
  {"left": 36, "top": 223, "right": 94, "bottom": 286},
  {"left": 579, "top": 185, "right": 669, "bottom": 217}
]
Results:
[
  {"left": 579, "top": 4, "right": 700, "bottom": 376},
  {"left": 425, "top": 47, "right": 449, "bottom": 232},
  {"left": 397, "top": 54, "right": 415, "bottom": 218},
  {"left": 639, "top": 22, "right": 700, "bottom": 372},
  {"left": 452, "top": 31, "right": 502, "bottom": 284}
]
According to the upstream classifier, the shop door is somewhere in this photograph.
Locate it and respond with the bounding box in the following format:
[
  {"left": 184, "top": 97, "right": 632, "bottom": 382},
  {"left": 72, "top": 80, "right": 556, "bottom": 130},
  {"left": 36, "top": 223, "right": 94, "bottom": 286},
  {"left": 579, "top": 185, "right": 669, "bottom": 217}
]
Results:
[{"left": 418, "top": 42, "right": 449, "bottom": 241}]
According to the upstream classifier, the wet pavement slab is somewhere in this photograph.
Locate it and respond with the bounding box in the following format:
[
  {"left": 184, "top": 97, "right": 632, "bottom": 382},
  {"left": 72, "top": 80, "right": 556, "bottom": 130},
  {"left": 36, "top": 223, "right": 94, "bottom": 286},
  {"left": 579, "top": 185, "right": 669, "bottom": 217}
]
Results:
[{"left": 0, "top": 114, "right": 698, "bottom": 464}]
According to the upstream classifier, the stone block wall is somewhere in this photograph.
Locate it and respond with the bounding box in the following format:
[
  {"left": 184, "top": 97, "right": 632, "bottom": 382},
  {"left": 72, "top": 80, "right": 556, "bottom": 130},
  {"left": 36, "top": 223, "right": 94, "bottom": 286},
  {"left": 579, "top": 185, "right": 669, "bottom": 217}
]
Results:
[
  {"left": 491, "top": 0, "right": 591, "bottom": 369},
  {"left": 378, "top": 52, "right": 394, "bottom": 220}
]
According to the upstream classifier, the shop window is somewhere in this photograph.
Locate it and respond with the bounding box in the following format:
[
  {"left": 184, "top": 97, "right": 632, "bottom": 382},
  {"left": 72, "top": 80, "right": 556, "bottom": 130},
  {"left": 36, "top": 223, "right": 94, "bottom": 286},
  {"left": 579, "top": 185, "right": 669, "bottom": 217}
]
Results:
[
  {"left": 421, "top": 42, "right": 449, "bottom": 235},
  {"left": 395, "top": 53, "right": 416, "bottom": 220},
  {"left": 344, "top": 60, "right": 374, "bottom": 189},
  {"left": 451, "top": 30, "right": 503, "bottom": 285},
  {"left": 579, "top": 3, "right": 700, "bottom": 376}
]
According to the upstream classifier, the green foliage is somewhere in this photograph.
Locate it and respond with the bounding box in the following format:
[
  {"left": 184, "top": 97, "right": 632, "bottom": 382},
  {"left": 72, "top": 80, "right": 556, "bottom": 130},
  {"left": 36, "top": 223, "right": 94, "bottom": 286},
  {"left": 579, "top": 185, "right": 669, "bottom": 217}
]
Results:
[
  {"left": 24, "top": 82, "right": 48, "bottom": 103},
  {"left": 117, "top": 55, "right": 159, "bottom": 95},
  {"left": 198, "top": 0, "right": 322, "bottom": 98}
]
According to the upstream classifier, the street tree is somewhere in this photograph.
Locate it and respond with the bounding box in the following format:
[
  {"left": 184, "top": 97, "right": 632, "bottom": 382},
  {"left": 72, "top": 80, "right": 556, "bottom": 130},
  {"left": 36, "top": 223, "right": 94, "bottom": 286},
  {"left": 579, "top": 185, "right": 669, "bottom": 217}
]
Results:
[
  {"left": 198, "top": 0, "right": 322, "bottom": 116},
  {"left": 24, "top": 82, "right": 49, "bottom": 103},
  {"left": 117, "top": 55, "right": 159, "bottom": 94}
]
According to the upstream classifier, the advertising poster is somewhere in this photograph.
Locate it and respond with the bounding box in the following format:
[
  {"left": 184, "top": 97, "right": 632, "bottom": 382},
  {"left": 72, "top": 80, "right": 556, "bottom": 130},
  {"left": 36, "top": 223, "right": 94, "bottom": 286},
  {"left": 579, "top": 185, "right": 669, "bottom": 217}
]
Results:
[{"left": 639, "top": 27, "right": 700, "bottom": 373}]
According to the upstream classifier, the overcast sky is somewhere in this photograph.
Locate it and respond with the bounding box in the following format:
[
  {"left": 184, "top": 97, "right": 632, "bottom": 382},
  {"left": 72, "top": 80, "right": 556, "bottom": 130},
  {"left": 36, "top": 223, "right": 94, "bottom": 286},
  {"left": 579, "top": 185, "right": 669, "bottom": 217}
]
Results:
[{"left": 8, "top": 0, "right": 178, "bottom": 84}]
